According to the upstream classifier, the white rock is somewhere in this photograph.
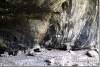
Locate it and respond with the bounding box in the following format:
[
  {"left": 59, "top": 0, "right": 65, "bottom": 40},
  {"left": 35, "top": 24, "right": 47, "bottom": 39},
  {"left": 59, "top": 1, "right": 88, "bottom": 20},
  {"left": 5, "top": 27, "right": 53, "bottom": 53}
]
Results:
[
  {"left": 28, "top": 49, "right": 34, "bottom": 55},
  {"left": 86, "top": 50, "right": 98, "bottom": 57},
  {"left": 24, "top": 48, "right": 35, "bottom": 56},
  {"left": 34, "top": 44, "right": 41, "bottom": 49},
  {"left": 1, "top": 52, "right": 9, "bottom": 57},
  {"left": 17, "top": 50, "right": 24, "bottom": 56}
]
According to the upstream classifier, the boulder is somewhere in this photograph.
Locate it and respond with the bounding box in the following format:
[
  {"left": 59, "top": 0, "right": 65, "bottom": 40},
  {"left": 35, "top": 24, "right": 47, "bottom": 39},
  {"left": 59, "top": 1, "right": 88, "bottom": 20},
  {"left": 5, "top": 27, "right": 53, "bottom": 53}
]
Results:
[{"left": 86, "top": 50, "right": 98, "bottom": 57}]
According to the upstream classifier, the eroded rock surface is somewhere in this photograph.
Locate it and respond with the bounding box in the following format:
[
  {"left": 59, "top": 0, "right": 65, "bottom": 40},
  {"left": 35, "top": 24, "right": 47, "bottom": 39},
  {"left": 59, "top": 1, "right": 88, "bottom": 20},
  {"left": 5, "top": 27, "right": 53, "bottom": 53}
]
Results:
[{"left": 0, "top": 0, "right": 99, "bottom": 54}]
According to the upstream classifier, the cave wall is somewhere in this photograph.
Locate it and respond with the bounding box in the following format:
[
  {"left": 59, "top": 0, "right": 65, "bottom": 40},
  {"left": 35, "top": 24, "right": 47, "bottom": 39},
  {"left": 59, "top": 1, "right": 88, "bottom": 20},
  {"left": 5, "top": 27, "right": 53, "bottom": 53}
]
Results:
[
  {"left": 40, "top": 0, "right": 99, "bottom": 50},
  {"left": 0, "top": 0, "right": 99, "bottom": 52}
]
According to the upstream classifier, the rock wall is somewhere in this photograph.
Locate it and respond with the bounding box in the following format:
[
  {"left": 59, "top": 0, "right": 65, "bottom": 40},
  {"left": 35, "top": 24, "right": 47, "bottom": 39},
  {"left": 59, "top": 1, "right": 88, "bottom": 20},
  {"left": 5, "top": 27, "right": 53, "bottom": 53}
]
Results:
[
  {"left": 40, "top": 0, "right": 99, "bottom": 50},
  {"left": 0, "top": 0, "right": 99, "bottom": 53}
]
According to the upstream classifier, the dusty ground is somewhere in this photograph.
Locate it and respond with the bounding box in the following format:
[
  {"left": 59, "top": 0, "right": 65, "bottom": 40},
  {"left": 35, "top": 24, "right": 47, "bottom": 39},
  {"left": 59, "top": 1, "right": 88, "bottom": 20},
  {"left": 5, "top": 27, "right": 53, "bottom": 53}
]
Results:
[{"left": 0, "top": 49, "right": 99, "bottom": 66}]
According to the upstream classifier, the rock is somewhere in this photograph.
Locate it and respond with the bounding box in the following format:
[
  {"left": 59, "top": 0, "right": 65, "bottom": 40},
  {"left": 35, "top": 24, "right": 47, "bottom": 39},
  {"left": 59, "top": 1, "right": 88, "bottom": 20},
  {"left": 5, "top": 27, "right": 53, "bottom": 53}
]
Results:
[
  {"left": 26, "top": 49, "right": 35, "bottom": 56},
  {"left": 45, "top": 58, "right": 55, "bottom": 65},
  {"left": 17, "top": 50, "right": 25, "bottom": 56},
  {"left": 0, "top": 52, "right": 9, "bottom": 57},
  {"left": 34, "top": 48, "right": 41, "bottom": 52},
  {"left": 86, "top": 50, "right": 98, "bottom": 57},
  {"left": 0, "top": 39, "right": 7, "bottom": 48},
  {"left": 0, "top": 0, "right": 99, "bottom": 51},
  {"left": 34, "top": 44, "right": 41, "bottom": 49},
  {"left": 0, "top": 39, "right": 7, "bottom": 54},
  {"left": 33, "top": 44, "right": 41, "bottom": 52}
]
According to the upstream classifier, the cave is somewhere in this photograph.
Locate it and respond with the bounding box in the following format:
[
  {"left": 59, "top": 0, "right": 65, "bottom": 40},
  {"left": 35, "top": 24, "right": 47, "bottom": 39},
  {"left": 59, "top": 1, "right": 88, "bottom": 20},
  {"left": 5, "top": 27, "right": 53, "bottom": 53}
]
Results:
[{"left": 0, "top": 0, "right": 99, "bottom": 55}]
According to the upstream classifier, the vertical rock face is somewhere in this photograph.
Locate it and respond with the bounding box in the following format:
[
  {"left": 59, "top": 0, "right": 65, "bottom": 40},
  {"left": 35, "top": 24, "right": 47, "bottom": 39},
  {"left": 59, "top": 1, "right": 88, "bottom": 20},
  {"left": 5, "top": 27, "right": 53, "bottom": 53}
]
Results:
[
  {"left": 41, "top": 0, "right": 99, "bottom": 50},
  {"left": 68, "top": 0, "right": 98, "bottom": 50},
  {"left": 0, "top": 0, "right": 99, "bottom": 53}
]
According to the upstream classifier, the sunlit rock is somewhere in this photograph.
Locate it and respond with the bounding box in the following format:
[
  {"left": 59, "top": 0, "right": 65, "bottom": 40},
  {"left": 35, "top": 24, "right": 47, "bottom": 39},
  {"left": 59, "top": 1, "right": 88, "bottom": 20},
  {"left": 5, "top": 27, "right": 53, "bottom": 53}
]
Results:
[{"left": 86, "top": 50, "right": 98, "bottom": 57}]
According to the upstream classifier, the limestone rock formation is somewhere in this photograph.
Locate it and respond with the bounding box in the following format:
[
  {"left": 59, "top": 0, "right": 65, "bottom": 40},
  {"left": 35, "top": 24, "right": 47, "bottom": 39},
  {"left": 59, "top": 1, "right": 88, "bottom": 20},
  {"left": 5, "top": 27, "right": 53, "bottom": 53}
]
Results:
[{"left": 0, "top": 0, "right": 99, "bottom": 54}]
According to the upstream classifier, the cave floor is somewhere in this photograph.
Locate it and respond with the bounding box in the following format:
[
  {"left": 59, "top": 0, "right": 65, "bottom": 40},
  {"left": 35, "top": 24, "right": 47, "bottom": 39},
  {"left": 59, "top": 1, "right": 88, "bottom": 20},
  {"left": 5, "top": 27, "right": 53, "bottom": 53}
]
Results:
[{"left": 0, "top": 49, "right": 99, "bottom": 66}]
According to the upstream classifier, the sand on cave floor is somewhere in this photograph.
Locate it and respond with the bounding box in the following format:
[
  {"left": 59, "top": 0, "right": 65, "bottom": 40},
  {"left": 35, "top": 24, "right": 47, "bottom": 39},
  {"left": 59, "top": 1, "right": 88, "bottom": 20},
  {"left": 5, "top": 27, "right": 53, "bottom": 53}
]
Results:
[{"left": 0, "top": 49, "right": 99, "bottom": 66}]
